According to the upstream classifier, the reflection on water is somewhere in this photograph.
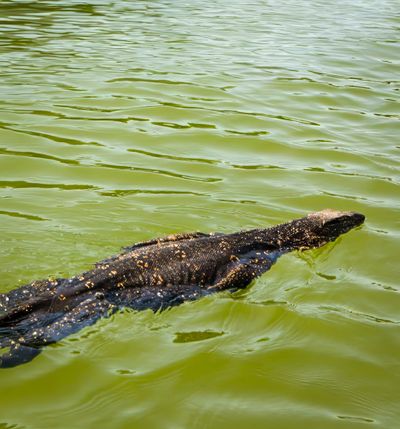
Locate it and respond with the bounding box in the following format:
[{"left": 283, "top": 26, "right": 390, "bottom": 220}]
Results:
[{"left": 0, "top": 0, "right": 399, "bottom": 428}]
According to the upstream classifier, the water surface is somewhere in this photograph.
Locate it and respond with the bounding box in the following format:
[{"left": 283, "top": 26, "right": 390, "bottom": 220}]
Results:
[{"left": 0, "top": 1, "right": 399, "bottom": 428}]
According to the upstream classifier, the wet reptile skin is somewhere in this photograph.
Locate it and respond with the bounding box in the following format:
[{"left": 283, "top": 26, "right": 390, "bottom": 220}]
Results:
[{"left": 0, "top": 209, "right": 364, "bottom": 368}]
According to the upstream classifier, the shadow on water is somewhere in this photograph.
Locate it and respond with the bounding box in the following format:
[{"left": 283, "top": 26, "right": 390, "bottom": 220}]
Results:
[{"left": 173, "top": 330, "right": 224, "bottom": 343}]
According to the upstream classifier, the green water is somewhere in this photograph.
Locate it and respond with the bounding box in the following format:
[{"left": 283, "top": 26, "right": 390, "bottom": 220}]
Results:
[{"left": 0, "top": 0, "right": 399, "bottom": 428}]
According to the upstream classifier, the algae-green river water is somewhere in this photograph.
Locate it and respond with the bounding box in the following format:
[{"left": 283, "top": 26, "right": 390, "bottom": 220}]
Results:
[{"left": 0, "top": 1, "right": 399, "bottom": 428}]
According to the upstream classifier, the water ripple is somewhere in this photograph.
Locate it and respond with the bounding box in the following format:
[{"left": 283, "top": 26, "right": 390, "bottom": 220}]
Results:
[
  {"left": 95, "top": 162, "right": 221, "bottom": 183},
  {"left": 0, "top": 180, "right": 98, "bottom": 191},
  {"left": 0, "top": 148, "right": 80, "bottom": 166},
  {"left": 0, "top": 210, "right": 47, "bottom": 222},
  {"left": 126, "top": 148, "right": 219, "bottom": 165},
  {"left": 99, "top": 189, "right": 207, "bottom": 198},
  {"left": 1, "top": 126, "right": 103, "bottom": 147}
]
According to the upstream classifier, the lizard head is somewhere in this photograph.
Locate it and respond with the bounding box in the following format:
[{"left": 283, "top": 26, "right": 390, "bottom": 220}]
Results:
[
  {"left": 250, "top": 209, "right": 365, "bottom": 253},
  {"left": 303, "top": 209, "right": 365, "bottom": 248}
]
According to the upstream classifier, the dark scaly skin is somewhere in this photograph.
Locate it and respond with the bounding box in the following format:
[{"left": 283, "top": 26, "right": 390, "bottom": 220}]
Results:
[{"left": 0, "top": 209, "right": 364, "bottom": 368}]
